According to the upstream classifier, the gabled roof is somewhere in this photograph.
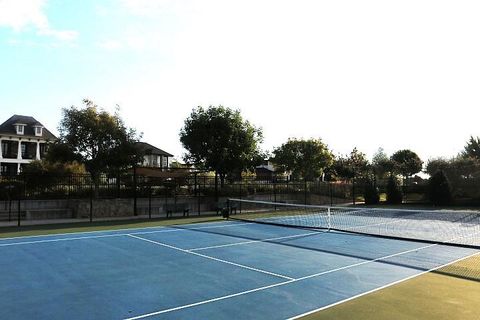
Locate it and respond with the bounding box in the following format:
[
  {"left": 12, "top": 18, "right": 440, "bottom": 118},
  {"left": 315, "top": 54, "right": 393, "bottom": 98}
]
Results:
[
  {"left": 0, "top": 115, "right": 57, "bottom": 140},
  {"left": 256, "top": 164, "right": 275, "bottom": 172},
  {"left": 135, "top": 142, "right": 173, "bottom": 157}
]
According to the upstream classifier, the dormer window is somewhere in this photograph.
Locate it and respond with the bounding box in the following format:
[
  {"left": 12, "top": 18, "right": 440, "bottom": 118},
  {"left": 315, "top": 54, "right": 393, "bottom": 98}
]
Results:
[
  {"left": 14, "top": 123, "right": 26, "bottom": 135},
  {"left": 34, "top": 125, "right": 43, "bottom": 137}
]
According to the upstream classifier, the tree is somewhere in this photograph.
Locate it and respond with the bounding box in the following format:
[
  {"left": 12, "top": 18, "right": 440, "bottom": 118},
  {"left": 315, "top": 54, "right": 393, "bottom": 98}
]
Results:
[
  {"left": 58, "top": 99, "right": 142, "bottom": 183},
  {"left": 391, "top": 149, "right": 423, "bottom": 180},
  {"left": 463, "top": 136, "right": 480, "bottom": 160},
  {"left": 386, "top": 175, "right": 403, "bottom": 204},
  {"left": 428, "top": 170, "right": 452, "bottom": 206},
  {"left": 21, "top": 160, "right": 86, "bottom": 194},
  {"left": 332, "top": 148, "right": 370, "bottom": 181},
  {"left": 272, "top": 138, "right": 333, "bottom": 181},
  {"left": 372, "top": 148, "right": 393, "bottom": 179},
  {"left": 363, "top": 178, "right": 380, "bottom": 205},
  {"left": 179, "top": 106, "right": 263, "bottom": 183},
  {"left": 425, "top": 158, "right": 450, "bottom": 177},
  {"left": 44, "top": 142, "right": 82, "bottom": 164}
]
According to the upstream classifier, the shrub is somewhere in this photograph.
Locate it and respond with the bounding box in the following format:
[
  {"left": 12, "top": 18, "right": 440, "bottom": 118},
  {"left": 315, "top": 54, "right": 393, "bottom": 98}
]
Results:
[
  {"left": 386, "top": 175, "right": 403, "bottom": 204},
  {"left": 363, "top": 180, "right": 380, "bottom": 205},
  {"left": 428, "top": 170, "right": 452, "bottom": 206}
]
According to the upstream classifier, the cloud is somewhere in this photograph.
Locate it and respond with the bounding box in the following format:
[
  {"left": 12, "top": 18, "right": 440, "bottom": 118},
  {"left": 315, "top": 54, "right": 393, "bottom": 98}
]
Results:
[{"left": 0, "top": 0, "right": 78, "bottom": 41}]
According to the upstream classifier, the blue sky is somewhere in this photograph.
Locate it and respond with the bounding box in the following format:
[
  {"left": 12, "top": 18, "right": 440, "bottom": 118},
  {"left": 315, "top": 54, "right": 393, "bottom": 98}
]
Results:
[{"left": 1, "top": 0, "right": 479, "bottom": 163}]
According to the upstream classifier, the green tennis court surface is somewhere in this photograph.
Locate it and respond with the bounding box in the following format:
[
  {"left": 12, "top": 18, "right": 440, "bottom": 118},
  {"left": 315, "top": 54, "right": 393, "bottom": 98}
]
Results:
[{"left": 1, "top": 201, "right": 479, "bottom": 319}]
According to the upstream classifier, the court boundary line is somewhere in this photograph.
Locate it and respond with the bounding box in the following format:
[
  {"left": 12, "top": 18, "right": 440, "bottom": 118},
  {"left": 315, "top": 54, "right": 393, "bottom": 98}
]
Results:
[
  {"left": 0, "top": 222, "right": 253, "bottom": 247},
  {"left": 127, "top": 234, "right": 294, "bottom": 280},
  {"left": 123, "top": 237, "right": 467, "bottom": 320},
  {"left": 190, "top": 231, "right": 321, "bottom": 251},
  {"left": 288, "top": 250, "right": 480, "bottom": 320},
  {"left": 0, "top": 219, "right": 245, "bottom": 241}
]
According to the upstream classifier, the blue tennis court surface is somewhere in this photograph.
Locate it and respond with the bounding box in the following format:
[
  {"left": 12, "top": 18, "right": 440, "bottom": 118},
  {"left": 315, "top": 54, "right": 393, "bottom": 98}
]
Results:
[{"left": 1, "top": 220, "right": 478, "bottom": 319}]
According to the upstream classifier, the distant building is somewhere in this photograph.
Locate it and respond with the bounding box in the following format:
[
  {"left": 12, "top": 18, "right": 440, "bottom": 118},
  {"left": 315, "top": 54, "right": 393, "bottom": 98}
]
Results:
[
  {"left": 255, "top": 161, "right": 276, "bottom": 181},
  {"left": 135, "top": 142, "right": 173, "bottom": 170},
  {"left": 0, "top": 115, "right": 57, "bottom": 175}
]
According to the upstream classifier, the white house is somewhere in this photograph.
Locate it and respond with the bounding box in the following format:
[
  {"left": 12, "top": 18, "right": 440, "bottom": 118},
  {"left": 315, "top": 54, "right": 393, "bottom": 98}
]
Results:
[
  {"left": 135, "top": 142, "right": 173, "bottom": 170},
  {"left": 0, "top": 115, "right": 57, "bottom": 175}
]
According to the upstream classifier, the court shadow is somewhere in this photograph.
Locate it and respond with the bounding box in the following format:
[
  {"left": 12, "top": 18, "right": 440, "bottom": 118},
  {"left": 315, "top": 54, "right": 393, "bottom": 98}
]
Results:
[{"left": 171, "top": 223, "right": 480, "bottom": 280}]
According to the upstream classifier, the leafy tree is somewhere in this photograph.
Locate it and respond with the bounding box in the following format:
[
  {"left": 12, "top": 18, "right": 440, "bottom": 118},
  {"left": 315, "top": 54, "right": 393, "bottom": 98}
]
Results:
[
  {"left": 391, "top": 149, "right": 423, "bottom": 180},
  {"left": 44, "top": 142, "right": 82, "bottom": 164},
  {"left": 272, "top": 138, "right": 333, "bottom": 181},
  {"left": 332, "top": 148, "right": 370, "bottom": 181},
  {"left": 363, "top": 178, "right": 380, "bottom": 205},
  {"left": 428, "top": 170, "right": 452, "bottom": 206},
  {"left": 463, "top": 136, "right": 480, "bottom": 160},
  {"left": 372, "top": 148, "right": 393, "bottom": 179},
  {"left": 22, "top": 160, "right": 86, "bottom": 175},
  {"left": 180, "top": 106, "right": 263, "bottom": 183},
  {"left": 21, "top": 160, "right": 86, "bottom": 193},
  {"left": 386, "top": 175, "right": 403, "bottom": 204},
  {"left": 58, "top": 99, "right": 142, "bottom": 185},
  {"left": 425, "top": 158, "right": 450, "bottom": 177}
]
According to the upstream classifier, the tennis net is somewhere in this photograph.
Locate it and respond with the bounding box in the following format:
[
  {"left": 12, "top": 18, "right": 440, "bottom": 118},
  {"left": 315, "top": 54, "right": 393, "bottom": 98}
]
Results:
[{"left": 226, "top": 199, "right": 480, "bottom": 249}]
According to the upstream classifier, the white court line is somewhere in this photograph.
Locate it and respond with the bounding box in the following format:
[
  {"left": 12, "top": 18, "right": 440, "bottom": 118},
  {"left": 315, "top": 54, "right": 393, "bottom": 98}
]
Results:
[
  {"left": 0, "top": 219, "right": 245, "bottom": 242},
  {"left": 123, "top": 238, "right": 469, "bottom": 320},
  {"left": 127, "top": 234, "right": 293, "bottom": 280},
  {"left": 288, "top": 251, "right": 480, "bottom": 320},
  {"left": 0, "top": 222, "right": 253, "bottom": 247},
  {"left": 190, "top": 231, "right": 321, "bottom": 251},
  {"left": 0, "top": 233, "right": 126, "bottom": 247}
]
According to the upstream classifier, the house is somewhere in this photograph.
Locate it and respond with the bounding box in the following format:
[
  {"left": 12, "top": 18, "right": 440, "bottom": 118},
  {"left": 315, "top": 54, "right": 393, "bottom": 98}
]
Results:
[
  {"left": 0, "top": 115, "right": 57, "bottom": 175},
  {"left": 255, "top": 161, "right": 276, "bottom": 181},
  {"left": 135, "top": 142, "right": 173, "bottom": 170}
]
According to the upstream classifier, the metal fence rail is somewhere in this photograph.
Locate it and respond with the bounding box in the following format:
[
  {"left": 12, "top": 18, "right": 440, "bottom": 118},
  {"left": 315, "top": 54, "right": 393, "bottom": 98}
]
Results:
[{"left": 1, "top": 173, "right": 479, "bottom": 226}]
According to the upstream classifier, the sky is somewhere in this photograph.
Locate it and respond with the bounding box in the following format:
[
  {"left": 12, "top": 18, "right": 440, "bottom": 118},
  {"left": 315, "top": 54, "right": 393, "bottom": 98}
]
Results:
[{"left": 1, "top": 0, "right": 479, "bottom": 164}]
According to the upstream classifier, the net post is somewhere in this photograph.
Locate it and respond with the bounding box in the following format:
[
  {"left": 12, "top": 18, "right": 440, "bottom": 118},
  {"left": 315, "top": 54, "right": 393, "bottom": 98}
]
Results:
[{"left": 223, "top": 199, "right": 230, "bottom": 219}]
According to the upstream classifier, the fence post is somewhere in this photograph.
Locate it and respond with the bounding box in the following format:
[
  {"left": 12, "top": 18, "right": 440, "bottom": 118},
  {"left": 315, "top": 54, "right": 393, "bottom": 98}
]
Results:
[
  {"left": 17, "top": 195, "right": 21, "bottom": 227},
  {"left": 304, "top": 179, "right": 307, "bottom": 205},
  {"left": 273, "top": 176, "right": 277, "bottom": 204},
  {"left": 329, "top": 182, "right": 333, "bottom": 206},
  {"left": 17, "top": 175, "right": 24, "bottom": 227},
  {"left": 214, "top": 173, "right": 219, "bottom": 203},
  {"left": 352, "top": 177, "right": 356, "bottom": 205},
  {"left": 8, "top": 184, "right": 12, "bottom": 222},
  {"left": 148, "top": 183, "right": 152, "bottom": 219},
  {"left": 89, "top": 178, "right": 93, "bottom": 223},
  {"left": 133, "top": 167, "right": 138, "bottom": 216}
]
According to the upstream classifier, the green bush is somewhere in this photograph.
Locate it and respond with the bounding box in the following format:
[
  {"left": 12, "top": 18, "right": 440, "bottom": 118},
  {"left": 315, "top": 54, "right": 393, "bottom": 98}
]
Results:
[
  {"left": 428, "top": 170, "right": 452, "bottom": 206},
  {"left": 386, "top": 175, "right": 403, "bottom": 204},
  {"left": 363, "top": 180, "right": 380, "bottom": 205}
]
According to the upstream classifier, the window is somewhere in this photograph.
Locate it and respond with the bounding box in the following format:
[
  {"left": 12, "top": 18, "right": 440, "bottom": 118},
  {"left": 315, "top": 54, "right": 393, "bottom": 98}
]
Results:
[
  {"left": 35, "top": 127, "right": 42, "bottom": 136},
  {"left": 21, "top": 144, "right": 26, "bottom": 158},
  {"left": 16, "top": 125, "right": 24, "bottom": 135},
  {"left": 1, "top": 142, "right": 7, "bottom": 156}
]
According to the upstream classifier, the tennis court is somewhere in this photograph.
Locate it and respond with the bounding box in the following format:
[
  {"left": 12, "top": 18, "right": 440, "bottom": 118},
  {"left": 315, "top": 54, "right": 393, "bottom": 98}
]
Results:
[{"left": 1, "top": 201, "right": 479, "bottom": 319}]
